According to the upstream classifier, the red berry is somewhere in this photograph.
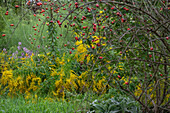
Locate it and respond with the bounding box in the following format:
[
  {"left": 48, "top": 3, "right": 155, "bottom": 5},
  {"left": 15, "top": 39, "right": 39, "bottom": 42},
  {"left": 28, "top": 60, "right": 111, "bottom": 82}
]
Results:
[
  {"left": 64, "top": 44, "right": 67, "bottom": 46},
  {"left": 117, "top": 75, "right": 121, "bottom": 79},
  {"left": 111, "top": 6, "right": 115, "bottom": 9},
  {"left": 121, "top": 18, "right": 126, "bottom": 23},
  {"left": 5, "top": 13, "right": 8, "bottom": 15},
  {"left": 99, "top": 56, "right": 103, "bottom": 59},
  {"left": 83, "top": 26, "right": 86, "bottom": 29},
  {"left": 82, "top": 33, "right": 85, "bottom": 36},
  {"left": 103, "top": 26, "right": 105, "bottom": 29},
  {"left": 10, "top": 24, "right": 14, "bottom": 26},
  {"left": 92, "top": 46, "right": 95, "bottom": 49},
  {"left": 150, "top": 74, "right": 152, "bottom": 77},
  {"left": 166, "top": 37, "right": 169, "bottom": 40},
  {"left": 160, "top": 74, "right": 163, "bottom": 76},
  {"left": 69, "top": 51, "right": 72, "bottom": 54},
  {"left": 75, "top": 2, "right": 78, "bottom": 5},
  {"left": 72, "top": 48, "right": 75, "bottom": 50},
  {"left": 2, "top": 34, "right": 6, "bottom": 37},
  {"left": 96, "top": 4, "right": 99, "bottom": 7},
  {"left": 15, "top": 5, "right": 19, "bottom": 8},
  {"left": 33, "top": 26, "right": 35, "bottom": 28},
  {"left": 57, "top": 37, "right": 59, "bottom": 39},
  {"left": 150, "top": 47, "right": 153, "bottom": 50},
  {"left": 127, "top": 28, "right": 130, "bottom": 30},
  {"left": 75, "top": 37, "right": 78, "bottom": 40},
  {"left": 125, "top": 82, "right": 128, "bottom": 85},
  {"left": 34, "top": 14, "right": 36, "bottom": 16},
  {"left": 60, "top": 34, "right": 62, "bottom": 36},
  {"left": 74, "top": 16, "right": 77, "bottom": 19},
  {"left": 34, "top": 29, "right": 37, "bottom": 31},
  {"left": 149, "top": 54, "right": 152, "bottom": 58},
  {"left": 31, "top": 42, "right": 33, "bottom": 44}
]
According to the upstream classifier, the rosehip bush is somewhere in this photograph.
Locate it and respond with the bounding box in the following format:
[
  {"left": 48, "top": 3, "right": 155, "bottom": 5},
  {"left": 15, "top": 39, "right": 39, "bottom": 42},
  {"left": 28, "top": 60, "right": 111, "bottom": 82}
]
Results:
[{"left": 1, "top": 0, "right": 169, "bottom": 113}]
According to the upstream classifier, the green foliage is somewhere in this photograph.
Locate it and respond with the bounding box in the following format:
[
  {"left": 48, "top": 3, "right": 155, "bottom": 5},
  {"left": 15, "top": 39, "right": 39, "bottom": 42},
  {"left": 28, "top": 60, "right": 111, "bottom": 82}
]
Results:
[{"left": 89, "top": 94, "right": 141, "bottom": 113}]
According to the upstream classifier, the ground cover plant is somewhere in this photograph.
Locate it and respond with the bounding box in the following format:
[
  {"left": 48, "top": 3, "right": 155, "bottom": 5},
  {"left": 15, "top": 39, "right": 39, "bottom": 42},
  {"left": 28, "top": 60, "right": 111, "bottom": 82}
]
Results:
[{"left": 0, "top": 0, "right": 169, "bottom": 113}]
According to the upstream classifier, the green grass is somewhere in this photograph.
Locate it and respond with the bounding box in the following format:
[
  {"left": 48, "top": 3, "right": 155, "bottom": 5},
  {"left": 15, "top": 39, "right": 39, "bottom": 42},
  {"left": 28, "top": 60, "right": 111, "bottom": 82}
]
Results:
[
  {"left": 0, "top": 95, "right": 90, "bottom": 113},
  {"left": 0, "top": 7, "right": 75, "bottom": 53}
]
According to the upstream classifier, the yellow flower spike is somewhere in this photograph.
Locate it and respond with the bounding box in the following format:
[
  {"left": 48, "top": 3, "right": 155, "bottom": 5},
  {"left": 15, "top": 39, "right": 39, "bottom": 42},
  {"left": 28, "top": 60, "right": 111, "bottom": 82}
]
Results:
[
  {"left": 100, "top": 11, "right": 103, "bottom": 13},
  {"left": 75, "top": 40, "right": 83, "bottom": 45}
]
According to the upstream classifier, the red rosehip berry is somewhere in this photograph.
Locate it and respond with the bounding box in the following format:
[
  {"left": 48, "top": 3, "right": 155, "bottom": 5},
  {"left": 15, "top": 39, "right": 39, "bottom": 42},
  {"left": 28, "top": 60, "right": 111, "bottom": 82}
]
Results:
[
  {"left": 166, "top": 37, "right": 169, "bottom": 40},
  {"left": 10, "top": 24, "right": 14, "bottom": 26},
  {"left": 117, "top": 75, "right": 121, "bottom": 79},
  {"left": 125, "top": 82, "right": 128, "bottom": 85},
  {"left": 75, "top": 37, "right": 78, "bottom": 40},
  {"left": 69, "top": 51, "right": 72, "bottom": 54},
  {"left": 15, "top": 5, "right": 19, "bottom": 8},
  {"left": 121, "top": 18, "right": 126, "bottom": 23},
  {"left": 2, "top": 34, "right": 6, "bottom": 37},
  {"left": 33, "top": 26, "right": 35, "bottom": 28},
  {"left": 99, "top": 56, "right": 103, "bottom": 59},
  {"left": 75, "top": 2, "right": 78, "bottom": 5},
  {"left": 57, "top": 37, "right": 59, "bottom": 39},
  {"left": 111, "top": 6, "right": 114, "bottom": 10},
  {"left": 150, "top": 47, "right": 153, "bottom": 50}
]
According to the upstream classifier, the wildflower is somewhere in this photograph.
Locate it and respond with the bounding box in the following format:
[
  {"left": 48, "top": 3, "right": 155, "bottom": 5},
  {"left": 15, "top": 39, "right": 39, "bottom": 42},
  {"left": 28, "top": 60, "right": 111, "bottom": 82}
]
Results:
[
  {"left": 3, "top": 48, "right": 6, "bottom": 52},
  {"left": 18, "top": 42, "right": 22, "bottom": 45},
  {"left": 17, "top": 46, "right": 21, "bottom": 50}
]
